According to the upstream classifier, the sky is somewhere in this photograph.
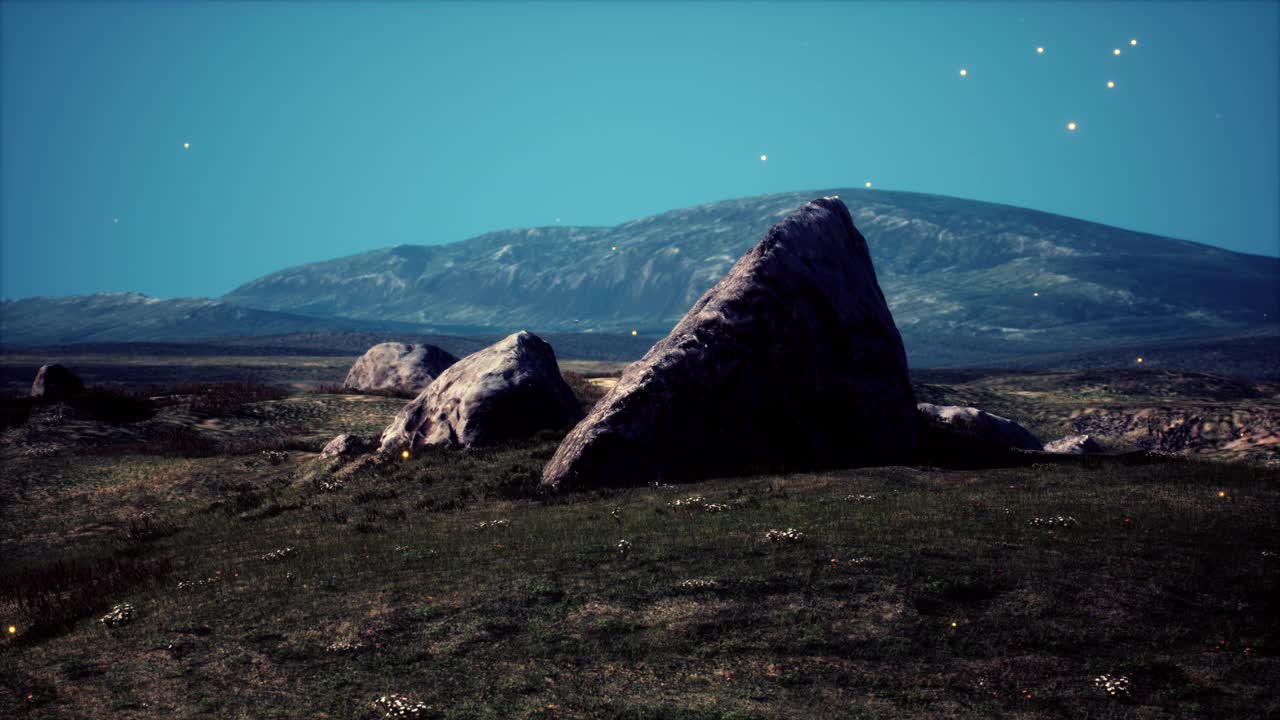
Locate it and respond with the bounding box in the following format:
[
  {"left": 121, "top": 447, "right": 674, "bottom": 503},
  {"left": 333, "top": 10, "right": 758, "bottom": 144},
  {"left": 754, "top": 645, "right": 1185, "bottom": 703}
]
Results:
[{"left": 1, "top": 0, "right": 1277, "bottom": 300}]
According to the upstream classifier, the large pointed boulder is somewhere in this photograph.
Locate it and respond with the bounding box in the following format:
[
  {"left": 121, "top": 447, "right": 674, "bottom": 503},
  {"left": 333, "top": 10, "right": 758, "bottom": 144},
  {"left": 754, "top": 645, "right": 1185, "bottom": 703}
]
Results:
[
  {"left": 541, "top": 196, "right": 920, "bottom": 490},
  {"left": 31, "top": 363, "right": 85, "bottom": 400},
  {"left": 344, "top": 342, "right": 459, "bottom": 395},
  {"left": 379, "top": 331, "right": 582, "bottom": 451}
]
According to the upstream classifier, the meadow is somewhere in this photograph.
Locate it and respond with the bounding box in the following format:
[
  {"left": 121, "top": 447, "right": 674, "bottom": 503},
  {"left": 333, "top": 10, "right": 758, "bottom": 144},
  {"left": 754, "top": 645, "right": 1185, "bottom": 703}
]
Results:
[{"left": 0, "top": 357, "right": 1277, "bottom": 719}]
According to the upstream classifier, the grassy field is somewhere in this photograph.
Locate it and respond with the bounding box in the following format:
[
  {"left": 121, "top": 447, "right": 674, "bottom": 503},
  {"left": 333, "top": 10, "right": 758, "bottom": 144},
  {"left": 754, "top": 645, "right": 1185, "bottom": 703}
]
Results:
[
  {"left": 1, "top": 357, "right": 1278, "bottom": 718},
  {"left": 1, "top": 404, "right": 1278, "bottom": 717}
]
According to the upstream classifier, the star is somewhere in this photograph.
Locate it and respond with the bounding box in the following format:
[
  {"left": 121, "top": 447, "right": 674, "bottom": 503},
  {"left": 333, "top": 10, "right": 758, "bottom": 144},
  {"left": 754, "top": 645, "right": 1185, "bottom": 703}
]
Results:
[
  {"left": 183, "top": 142, "right": 190, "bottom": 149},
  {"left": 760, "top": 154, "right": 768, "bottom": 162},
  {"left": 113, "top": 218, "right": 119, "bottom": 223},
  {"left": 631, "top": 330, "right": 638, "bottom": 336},
  {"left": 1113, "top": 48, "right": 1121, "bottom": 56},
  {"left": 1033, "top": 292, "right": 1039, "bottom": 297},
  {"left": 1036, "top": 47, "right": 1044, "bottom": 54},
  {"left": 959, "top": 68, "right": 968, "bottom": 77},
  {"left": 1136, "top": 357, "right": 1144, "bottom": 363},
  {"left": 611, "top": 245, "right": 617, "bottom": 251},
  {"left": 1067, "top": 121, "right": 1078, "bottom": 131},
  {"left": 864, "top": 181, "right": 872, "bottom": 188},
  {"left": 1130, "top": 38, "right": 1138, "bottom": 46},
  {"left": 1107, "top": 80, "right": 1116, "bottom": 89}
]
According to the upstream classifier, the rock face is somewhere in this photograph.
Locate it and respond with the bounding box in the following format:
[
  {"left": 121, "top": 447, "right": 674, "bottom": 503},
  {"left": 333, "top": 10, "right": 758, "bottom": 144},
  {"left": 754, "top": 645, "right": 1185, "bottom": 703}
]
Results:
[
  {"left": 321, "top": 433, "right": 375, "bottom": 459},
  {"left": 31, "top": 363, "right": 85, "bottom": 400},
  {"left": 1043, "top": 434, "right": 1104, "bottom": 454},
  {"left": 344, "top": 342, "right": 459, "bottom": 395},
  {"left": 917, "top": 403, "right": 1042, "bottom": 452},
  {"left": 541, "top": 196, "right": 920, "bottom": 490},
  {"left": 379, "top": 331, "right": 582, "bottom": 450}
]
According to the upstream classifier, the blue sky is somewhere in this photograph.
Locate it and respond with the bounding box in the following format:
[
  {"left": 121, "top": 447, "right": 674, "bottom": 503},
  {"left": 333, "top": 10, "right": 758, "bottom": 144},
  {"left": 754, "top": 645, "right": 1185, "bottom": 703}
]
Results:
[{"left": 2, "top": 0, "right": 1277, "bottom": 299}]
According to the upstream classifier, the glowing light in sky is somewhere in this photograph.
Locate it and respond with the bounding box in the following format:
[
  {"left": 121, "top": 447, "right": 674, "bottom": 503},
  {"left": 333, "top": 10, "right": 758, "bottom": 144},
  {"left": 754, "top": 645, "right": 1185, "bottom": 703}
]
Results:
[
  {"left": 611, "top": 246, "right": 617, "bottom": 251},
  {"left": 1130, "top": 38, "right": 1138, "bottom": 46},
  {"left": 631, "top": 330, "right": 638, "bottom": 336},
  {"left": 1033, "top": 292, "right": 1040, "bottom": 297},
  {"left": 760, "top": 154, "right": 768, "bottom": 162},
  {"left": 959, "top": 68, "right": 968, "bottom": 76},
  {"left": 865, "top": 181, "right": 872, "bottom": 188},
  {"left": 1136, "top": 357, "right": 1144, "bottom": 363},
  {"left": 1036, "top": 47, "right": 1044, "bottom": 54},
  {"left": 1113, "top": 48, "right": 1122, "bottom": 56},
  {"left": 1067, "top": 121, "right": 1078, "bottom": 131},
  {"left": 183, "top": 142, "right": 190, "bottom": 149},
  {"left": 1107, "top": 80, "right": 1116, "bottom": 89}
]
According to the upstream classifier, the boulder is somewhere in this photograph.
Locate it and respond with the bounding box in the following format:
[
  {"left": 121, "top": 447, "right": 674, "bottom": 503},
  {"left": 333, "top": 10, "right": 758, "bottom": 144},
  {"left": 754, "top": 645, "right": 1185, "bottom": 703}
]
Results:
[
  {"left": 31, "top": 363, "right": 85, "bottom": 400},
  {"left": 344, "top": 342, "right": 459, "bottom": 395},
  {"left": 379, "top": 331, "right": 582, "bottom": 450},
  {"left": 917, "top": 403, "right": 1042, "bottom": 452},
  {"left": 1043, "top": 433, "right": 1104, "bottom": 454},
  {"left": 541, "top": 196, "right": 919, "bottom": 491},
  {"left": 320, "top": 433, "right": 375, "bottom": 459}
]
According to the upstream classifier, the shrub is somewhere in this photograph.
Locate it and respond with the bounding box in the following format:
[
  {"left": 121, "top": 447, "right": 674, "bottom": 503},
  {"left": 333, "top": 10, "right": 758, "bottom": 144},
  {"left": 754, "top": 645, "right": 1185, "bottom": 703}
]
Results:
[
  {"left": 147, "top": 382, "right": 288, "bottom": 415},
  {"left": 70, "top": 388, "right": 155, "bottom": 423},
  {"left": 3, "top": 555, "right": 171, "bottom": 643},
  {"left": 563, "top": 371, "right": 608, "bottom": 411},
  {"left": 0, "top": 393, "right": 36, "bottom": 430}
]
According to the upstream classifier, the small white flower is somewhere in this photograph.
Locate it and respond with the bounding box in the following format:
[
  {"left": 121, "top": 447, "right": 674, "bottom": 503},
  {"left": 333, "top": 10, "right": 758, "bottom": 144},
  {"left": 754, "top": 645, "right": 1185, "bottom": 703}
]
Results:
[
  {"left": 678, "top": 578, "right": 720, "bottom": 591},
  {"left": 1093, "top": 673, "right": 1131, "bottom": 696},
  {"left": 1029, "top": 515, "right": 1079, "bottom": 528},
  {"left": 764, "top": 528, "right": 805, "bottom": 543},
  {"left": 260, "top": 547, "right": 297, "bottom": 561},
  {"left": 100, "top": 603, "right": 136, "bottom": 627}
]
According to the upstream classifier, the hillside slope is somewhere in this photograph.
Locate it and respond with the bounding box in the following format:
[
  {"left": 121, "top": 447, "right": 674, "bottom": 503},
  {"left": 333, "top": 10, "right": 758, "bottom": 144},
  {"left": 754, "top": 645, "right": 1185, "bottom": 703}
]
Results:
[{"left": 224, "top": 189, "right": 1280, "bottom": 365}]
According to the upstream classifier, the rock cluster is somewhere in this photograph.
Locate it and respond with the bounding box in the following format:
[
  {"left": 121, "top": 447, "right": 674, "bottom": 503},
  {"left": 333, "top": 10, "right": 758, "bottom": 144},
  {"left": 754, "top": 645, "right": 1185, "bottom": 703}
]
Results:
[{"left": 380, "top": 331, "right": 581, "bottom": 451}]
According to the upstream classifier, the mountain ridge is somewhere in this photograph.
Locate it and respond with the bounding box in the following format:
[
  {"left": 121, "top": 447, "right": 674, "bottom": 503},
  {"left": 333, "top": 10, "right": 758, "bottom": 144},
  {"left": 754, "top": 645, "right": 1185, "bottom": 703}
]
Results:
[
  {"left": 222, "top": 188, "right": 1279, "bottom": 365},
  {"left": 4, "top": 189, "right": 1276, "bottom": 366}
]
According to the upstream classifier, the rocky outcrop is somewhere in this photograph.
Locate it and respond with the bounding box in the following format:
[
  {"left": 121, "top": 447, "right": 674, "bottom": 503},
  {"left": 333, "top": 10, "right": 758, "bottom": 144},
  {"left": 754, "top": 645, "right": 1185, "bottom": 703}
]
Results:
[
  {"left": 379, "top": 332, "right": 581, "bottom": 450},
  {"left": 917, "top": 403, "right": 1042, "bottom": 452},
  {"left": 320, "top": 433, "right": 375, "bottom": 459},
  {"left": 1043, "top": 434, "right": 1104, "bottom": 454},
  {"left": 31, "top": 363, "right": 85, "bottom": 400},
  {"left": 541, "top": 196, "right": 919, "bottom": 490},
  {"left": 343, "top": 342, "right": 458, "bottom": 395}
]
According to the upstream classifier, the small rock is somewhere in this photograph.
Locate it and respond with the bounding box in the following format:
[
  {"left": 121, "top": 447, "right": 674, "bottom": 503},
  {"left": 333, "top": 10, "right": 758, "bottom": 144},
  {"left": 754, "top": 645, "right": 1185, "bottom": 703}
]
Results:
[
  {"left": 321, "top": 433, "right": 374, "bottom": 459},
  {"left": 917, "top": 402, "right": 1042, "bottom": 452},
  {"left": 1043, "top": 433, "right": 1104, "bottom": 454},
  {"left": 344, "top": 342, "right": 458, "bottom": 395},
  {"left": 31, "top": 363, "right": 85, "bottom": 400}
]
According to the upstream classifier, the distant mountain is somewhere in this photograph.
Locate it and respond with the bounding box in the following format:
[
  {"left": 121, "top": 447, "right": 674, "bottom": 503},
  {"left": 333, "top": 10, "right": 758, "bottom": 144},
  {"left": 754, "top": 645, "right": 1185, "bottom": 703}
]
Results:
[
  {"left": 0, "top": 292, "right": 450, "bottom": 347},
  {"left": 223, "top": 189, "right": 1280, "bottom": 366},
  {"left": 5, "top": 190, "right": 1277, "bottom": 366}
]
